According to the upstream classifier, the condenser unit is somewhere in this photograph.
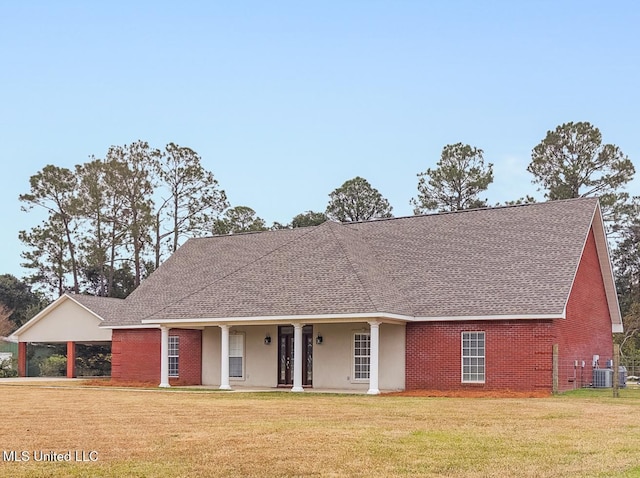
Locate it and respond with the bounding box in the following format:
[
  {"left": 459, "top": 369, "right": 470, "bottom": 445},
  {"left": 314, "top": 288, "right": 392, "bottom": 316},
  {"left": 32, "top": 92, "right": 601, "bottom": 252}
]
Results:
[{"left": 592, "top": 368, "right": 613, "bottom": 388}]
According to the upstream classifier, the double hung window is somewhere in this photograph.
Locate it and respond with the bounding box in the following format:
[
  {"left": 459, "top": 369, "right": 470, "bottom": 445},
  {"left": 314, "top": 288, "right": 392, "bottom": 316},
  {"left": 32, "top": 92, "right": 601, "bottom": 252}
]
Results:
[
  {"left": 353, "top": 333, "right": 371, "bottom": 381},
  {"left": 229, "top": 334, "right": 244, "bottom": 379},
  {"left": 168, "top": 336, "right": 179, "bottom": 378},
  {"left": 462, "top": 331, "right": 485, "bottom": 383}
]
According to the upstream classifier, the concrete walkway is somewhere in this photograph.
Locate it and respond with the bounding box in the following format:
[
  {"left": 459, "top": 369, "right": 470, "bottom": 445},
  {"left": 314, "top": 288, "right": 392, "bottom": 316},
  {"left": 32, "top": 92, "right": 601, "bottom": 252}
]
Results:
[{"left": 0, "top": 377, "right": 86, "bottom": 383}]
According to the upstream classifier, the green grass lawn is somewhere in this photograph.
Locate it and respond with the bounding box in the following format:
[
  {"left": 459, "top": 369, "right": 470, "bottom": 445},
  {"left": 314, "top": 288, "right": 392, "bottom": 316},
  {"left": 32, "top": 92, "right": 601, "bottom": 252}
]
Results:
[{"left": 1, "top": 384, "right": 639, "bottom": 477}]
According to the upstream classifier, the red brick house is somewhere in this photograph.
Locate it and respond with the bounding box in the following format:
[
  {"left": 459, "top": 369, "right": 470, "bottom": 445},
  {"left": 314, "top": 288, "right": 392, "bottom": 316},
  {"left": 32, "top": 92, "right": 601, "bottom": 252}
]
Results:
[{"left": 12, "top": 198, "right": 621, "bottom": 394}]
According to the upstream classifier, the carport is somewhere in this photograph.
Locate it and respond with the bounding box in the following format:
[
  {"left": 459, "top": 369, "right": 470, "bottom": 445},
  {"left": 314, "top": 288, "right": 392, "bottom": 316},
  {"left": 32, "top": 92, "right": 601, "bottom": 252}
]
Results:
[{"left": 10, "top": 294, "right": 118, "bottom": 377}]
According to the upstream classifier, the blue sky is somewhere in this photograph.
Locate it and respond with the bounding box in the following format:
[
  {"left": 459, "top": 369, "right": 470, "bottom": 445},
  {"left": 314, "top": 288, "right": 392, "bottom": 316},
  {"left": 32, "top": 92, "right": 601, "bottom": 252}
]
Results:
[{"left": 1, "top": 1, "right": 639, "bottom": 279}]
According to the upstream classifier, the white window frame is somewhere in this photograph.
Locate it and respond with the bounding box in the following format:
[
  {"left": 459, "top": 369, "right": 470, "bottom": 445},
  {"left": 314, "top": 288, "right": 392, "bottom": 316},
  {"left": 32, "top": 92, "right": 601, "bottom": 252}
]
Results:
[
  {"left": 168, "top": 335, "right": 179, "bottom": 378},
  {"left": 461, "top": 331, "right": 485, "bottom": 383},
  {"left": 229, "top": 333, "right": 245, "bottom": 380},
  {"left": 353, "top": 332, "right": 371, "bottom": 382}
]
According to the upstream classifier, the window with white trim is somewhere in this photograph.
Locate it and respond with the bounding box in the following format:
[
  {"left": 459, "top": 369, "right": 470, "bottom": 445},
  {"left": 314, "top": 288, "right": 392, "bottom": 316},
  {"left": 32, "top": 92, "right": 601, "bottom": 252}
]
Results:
[
  {"left": 229, "top": 334, "right": 244, "bottom": 379},
  {"left": 168, "top": 336, "right": 179, "bottom": 378},
  {"left": 462, "top": 331, "right": 485, "bottom": 383},
  {"left": 354, "top": 332, "right": 371, "bottom": 380}
]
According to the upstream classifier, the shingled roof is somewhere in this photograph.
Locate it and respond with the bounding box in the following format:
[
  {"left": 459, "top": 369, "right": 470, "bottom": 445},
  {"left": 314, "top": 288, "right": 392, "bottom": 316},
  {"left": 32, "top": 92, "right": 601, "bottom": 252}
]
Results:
[
  {"left": 101, "top": 197, "right": 613, "bottom": 327},
  {"left": 9, "top": 293, "right": 124, "bottom": 341},
  {"left": 69, "top": 294, "right": 126, "bottom": 322}
]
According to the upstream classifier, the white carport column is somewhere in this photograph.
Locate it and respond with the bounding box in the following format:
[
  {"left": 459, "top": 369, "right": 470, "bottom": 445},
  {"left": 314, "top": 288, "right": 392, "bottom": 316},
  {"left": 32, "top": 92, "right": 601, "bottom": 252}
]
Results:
[
  {"left": 159, "top": 326, "right": 170, "bottom": 388},
  {"left": 367, "top": 321, "right": 381, "bottom": 395},
  {"left": 291, "top": 323, "right": 304, "bottom": 392},
  {"left": 219, "top": 325, "right": 231, "bottom": 390}
]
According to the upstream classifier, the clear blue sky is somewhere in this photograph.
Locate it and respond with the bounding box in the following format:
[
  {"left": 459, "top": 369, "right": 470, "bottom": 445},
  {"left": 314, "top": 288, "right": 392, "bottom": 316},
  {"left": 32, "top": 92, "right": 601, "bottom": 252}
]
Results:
[{"left": 1, "top": 1, "right": 639, "bottom": 279}]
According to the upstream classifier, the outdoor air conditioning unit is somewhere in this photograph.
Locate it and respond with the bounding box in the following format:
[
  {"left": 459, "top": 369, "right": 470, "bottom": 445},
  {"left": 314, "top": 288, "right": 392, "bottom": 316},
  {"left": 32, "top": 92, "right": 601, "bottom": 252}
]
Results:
[
  {"left": 592, "top": 368, "right": 613, "bottom": 388},
  {"left": 618, "top": 366, "right": 628, "bottom": 388}
]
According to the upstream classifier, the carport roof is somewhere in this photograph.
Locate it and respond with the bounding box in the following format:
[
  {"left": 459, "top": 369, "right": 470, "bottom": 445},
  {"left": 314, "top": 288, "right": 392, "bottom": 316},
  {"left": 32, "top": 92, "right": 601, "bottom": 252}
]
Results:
[
  {"left": 10, "top": 293, "right": 120, "bottom": 342},
  {"left": 67, "top": 294, "right": 126, "bottom": 322}
]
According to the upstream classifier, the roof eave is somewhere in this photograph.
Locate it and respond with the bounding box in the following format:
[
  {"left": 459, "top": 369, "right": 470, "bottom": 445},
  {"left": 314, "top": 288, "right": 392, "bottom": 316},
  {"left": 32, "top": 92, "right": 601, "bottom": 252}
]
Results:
[
  {"left": 141, "top": 312, "right": 414, "bottom": 327},
  {"left": 411, "top": 313, "right": 565, "bottom": 322},
  {"left": 139, "top": 311, "right": 565, "bottom": 327},
  {"left": 100, "top": 324, "right": 162, "bottom": 330}
]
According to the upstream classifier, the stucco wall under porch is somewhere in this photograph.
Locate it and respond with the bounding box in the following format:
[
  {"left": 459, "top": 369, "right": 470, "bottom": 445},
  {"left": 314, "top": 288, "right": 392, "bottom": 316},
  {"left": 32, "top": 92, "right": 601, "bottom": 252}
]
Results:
[{"left": 201, "top": 322, "right": 405, "bottom": 392}]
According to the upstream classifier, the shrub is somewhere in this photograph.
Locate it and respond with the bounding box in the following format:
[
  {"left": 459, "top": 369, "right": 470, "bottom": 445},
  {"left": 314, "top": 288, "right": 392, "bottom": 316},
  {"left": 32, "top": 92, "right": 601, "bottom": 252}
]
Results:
[
  {"left": 76, "top": 353, "right": 112, "bottom": 377},
  {"left": 0, "top": 357, "right": 17, "bottom": 378},
  {"left": 38, "top": 354, "right": 67, "bottom": 376}
]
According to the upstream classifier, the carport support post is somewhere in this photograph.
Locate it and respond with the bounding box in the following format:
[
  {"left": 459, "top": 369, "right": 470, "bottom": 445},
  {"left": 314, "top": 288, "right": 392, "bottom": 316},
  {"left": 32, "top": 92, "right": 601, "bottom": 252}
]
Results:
[
  {"left": 367, "top": 321, "right": 380, "bottom": 395},
  {"left": 291, "top": 323, "right": 304, "bottom": 392},
  {"left": 18, "top": 342, "right": 27, "bottom": 377},
  {"left": 159, "top": 326, "right": 170, "bottom": 388},
  {"left": 66, "top": 341, "right": 76, "bottom": 378},
  {"left": 219, "top": 325, "right": 231, "bottom": 390}
]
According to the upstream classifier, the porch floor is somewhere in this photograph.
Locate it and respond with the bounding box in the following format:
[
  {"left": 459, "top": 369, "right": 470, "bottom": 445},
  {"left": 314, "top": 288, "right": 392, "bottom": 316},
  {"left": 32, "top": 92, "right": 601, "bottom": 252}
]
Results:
[{"left": 189, "top": 384, "right": 387, "bottom": 394}]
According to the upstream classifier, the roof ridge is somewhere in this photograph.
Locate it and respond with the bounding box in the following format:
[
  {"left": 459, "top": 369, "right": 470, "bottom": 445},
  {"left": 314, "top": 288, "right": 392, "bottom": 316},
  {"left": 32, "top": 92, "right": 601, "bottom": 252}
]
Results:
[
  {"left": 189, "top": 226, "right": 302, "bottom": 241},
  {"left": 136, "top": 225, "right": 322, "bottom": 321},
  {"left": 69, "top": 293, "right": 124, "bottom": 302},
  {"left": 330, "top": 223, "right": 414, "bottom": 316},
  {"left": 326, "top": 223, "right": 380, "bottom": 314},
  {"left": 342, "top": 197, "right": 600, "bottom": 226}
]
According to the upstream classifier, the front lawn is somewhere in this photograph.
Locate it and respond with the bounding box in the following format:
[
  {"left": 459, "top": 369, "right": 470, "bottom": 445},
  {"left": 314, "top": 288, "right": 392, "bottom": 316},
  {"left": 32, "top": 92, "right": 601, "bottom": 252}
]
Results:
[{"left": 1, "top": 384, "right": 639, "bottom": 477}]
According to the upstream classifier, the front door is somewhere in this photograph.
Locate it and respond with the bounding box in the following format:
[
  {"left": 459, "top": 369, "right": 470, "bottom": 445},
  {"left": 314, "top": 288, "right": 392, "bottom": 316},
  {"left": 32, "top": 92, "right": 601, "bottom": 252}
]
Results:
[{"left": 278, "top": 325, "right": 313, "bottom": 386}]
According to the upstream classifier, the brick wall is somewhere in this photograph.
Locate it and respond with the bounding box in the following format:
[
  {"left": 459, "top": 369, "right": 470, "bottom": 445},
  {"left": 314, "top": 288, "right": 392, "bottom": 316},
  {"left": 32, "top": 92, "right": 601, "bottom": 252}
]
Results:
[
  {"left": 111, "top": 328, "right": 202, "bottom": 385},
  {"left": 170, "top": 329, "right": 202, "bottom": 386},
  {"left": 553, "top": 227, "right": 613, "bottom": 392},
  {"left": 405, "top": 227, "right": 615, "bottom": 393},
  {"left": 406, "top": 320, "right": 554, "bottom": 392}
]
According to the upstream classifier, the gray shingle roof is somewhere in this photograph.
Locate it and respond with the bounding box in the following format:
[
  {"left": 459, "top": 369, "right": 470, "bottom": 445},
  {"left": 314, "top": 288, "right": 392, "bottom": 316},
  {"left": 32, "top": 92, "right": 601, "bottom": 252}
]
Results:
[
  {"left": 101, "top": 197, "right": 600, "bottom": 326},
  {"left": 68, "top": 294, "right": 126, "bottom": 322},
  {"left": 346, "top": 198, "right": 596, "bottom": 318}
]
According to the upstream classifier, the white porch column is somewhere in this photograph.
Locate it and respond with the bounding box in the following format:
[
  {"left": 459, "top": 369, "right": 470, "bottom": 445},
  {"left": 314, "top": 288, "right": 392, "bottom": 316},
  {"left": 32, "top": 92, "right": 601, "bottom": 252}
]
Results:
[
  {"left": 291, "top": 323, "right": 304, "bottom": 392},
  {"left": 159, "top": 326, "right": 170, "bottom": 388},
  {"left": 367, "top": 321, "right": 380, "bottom": 395},
  {"left": 219, "top": 324, "right": 231, "bottom": 390}
]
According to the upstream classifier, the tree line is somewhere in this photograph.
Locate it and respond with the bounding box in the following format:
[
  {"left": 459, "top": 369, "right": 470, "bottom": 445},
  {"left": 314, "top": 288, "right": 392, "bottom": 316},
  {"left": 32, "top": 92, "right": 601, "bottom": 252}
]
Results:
[
  {"left": 18, "top": 141, "right": 228, "bottom": 298},
  {"left": 4, "top": 120, "right": 640, "bottom": 360}
]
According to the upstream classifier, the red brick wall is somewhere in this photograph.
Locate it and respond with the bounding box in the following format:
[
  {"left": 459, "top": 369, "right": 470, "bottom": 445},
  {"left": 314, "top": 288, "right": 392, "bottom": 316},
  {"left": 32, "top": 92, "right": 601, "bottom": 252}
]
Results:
[
  {"left": 553, "top": 227, "right": 613, "bottom": 391},
  {"left": 405, "top": 227, "right": 615, "bottom": 393},
  {"left": 170, "top": 329, "right": 202, "bottom": 386},
  {"left": 111, "top": 328, "right": 202, "bottom": 385},
  {"left": 406, "top": 320, "right": 554, "bottom": 392}
]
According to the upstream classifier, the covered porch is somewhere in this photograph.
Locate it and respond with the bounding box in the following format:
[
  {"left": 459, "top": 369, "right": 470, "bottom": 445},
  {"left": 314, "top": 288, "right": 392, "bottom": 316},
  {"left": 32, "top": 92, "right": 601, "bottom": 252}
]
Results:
[{"left": 147, "top": 315, "right": 407, "bottom": 395}]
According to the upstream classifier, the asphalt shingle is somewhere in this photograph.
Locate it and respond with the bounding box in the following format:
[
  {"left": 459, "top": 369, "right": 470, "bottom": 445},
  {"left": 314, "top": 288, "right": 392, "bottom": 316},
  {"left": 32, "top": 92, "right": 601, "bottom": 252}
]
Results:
[{"left": 99, "top": 197, "right": 599, "bottom": 326}]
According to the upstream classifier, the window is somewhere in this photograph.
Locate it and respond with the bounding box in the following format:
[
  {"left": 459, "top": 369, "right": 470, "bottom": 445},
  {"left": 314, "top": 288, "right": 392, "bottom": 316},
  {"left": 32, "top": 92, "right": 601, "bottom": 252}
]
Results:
[
  {"left": 354, "top": 332, "right": 371, "bottom": 380},
  {"left": 168, "top": 336, "right": 179, "bottom": 378},
  {"left": 462, "top": 331, "right": 485, "bottom": 383},
  {"left": 229, "top": 334, "right": 244, "bottom": 379}
]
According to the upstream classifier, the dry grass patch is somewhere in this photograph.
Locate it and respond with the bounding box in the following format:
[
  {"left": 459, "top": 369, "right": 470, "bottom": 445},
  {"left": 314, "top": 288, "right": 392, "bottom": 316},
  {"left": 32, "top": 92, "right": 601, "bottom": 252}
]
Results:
[
  {"left": 81, "top": 378, "right": 158, "bottom": 388},
  {"left": 386, "top": 388, "right": 551, "bottom": 398},
  {"left": 1, "top": 385, "right": 639, "bottom": 477}
]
